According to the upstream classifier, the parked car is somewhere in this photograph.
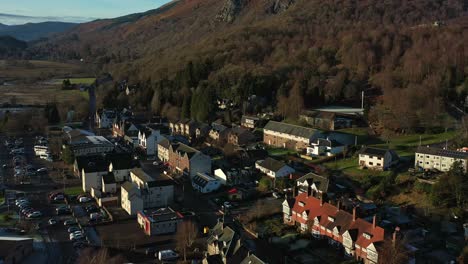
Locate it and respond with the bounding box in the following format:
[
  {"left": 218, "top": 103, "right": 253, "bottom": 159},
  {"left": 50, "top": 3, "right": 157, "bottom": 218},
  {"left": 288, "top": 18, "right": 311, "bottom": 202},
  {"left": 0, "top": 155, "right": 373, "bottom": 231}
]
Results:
[
  {"left": 57, "top": 208, "right": 71, "bottom": 215},
  {"left": 48, "top": 219, "right": 57, "bottom": 225},
  {"left": 79, "top": 197, "right": 92, "bottom": 203},
  {"left": 63, "top": 219, "right": 77, "bottom": 226},
  {"left": 70, "top": 234, "right": 84, "bottom": 241},
  {"left": 73, "top": 241, "right": 87, "bottom": 248},
  {"left": 27, "top": 211, "right": 42, "bottom": 218},
  {"left": 67, "top": 226, "right": 80, "bottom": 233},
  {"left": 157, "top": 250, "right": 179, "bottom": 261},
  {"left": 145, "top": 247, "right": 157, "bottom": 256},
  {"left": 53, "top": 195, "right": 65, "bottom": 201}
]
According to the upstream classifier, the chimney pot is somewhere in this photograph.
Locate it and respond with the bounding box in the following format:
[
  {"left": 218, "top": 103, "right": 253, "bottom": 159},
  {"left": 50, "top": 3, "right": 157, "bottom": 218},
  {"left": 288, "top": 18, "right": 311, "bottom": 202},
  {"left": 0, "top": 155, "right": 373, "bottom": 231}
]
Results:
[
  {"left": 372, "top": 215, "right": 376, "bottom": 229},
  {"left": 352, "top": 207, "right": 356, "bottom": 221}
]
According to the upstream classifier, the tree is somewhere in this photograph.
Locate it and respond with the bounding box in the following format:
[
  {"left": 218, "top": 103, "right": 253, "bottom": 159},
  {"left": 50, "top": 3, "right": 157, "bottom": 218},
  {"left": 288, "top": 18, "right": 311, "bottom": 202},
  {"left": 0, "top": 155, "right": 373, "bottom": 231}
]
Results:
[
  {"left": 378, "top": 237, "right": 410, "bottom": 264},
  {"left": 61, "top": 145, "right": 75, "bottom": 165},
  {"left": 257, "top": 176, "right": 272, "bottom": 192},
  {"left": 431, "top": 161, "right": 468, "bottom": 209},
  {"left": 176, "top": 220, "right": 198, "bottom": 262},
  {"left": 77, "top": 248, "right": 126, "bottom": 264},
  {"left": 62, "top": 79, "right": 72, "bottom": 90}
]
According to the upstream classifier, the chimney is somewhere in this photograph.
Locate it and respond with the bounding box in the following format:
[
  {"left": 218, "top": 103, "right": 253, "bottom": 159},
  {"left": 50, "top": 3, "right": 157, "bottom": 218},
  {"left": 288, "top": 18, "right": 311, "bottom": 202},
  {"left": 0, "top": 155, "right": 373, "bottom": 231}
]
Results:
[
  {"left": 337, "top": 200, "right": 341, "bottom": 210},
  {"left": 352, "top": 207, "right": 356, "bottom": 221},
  {"left": 319, "top": 195, "right": 323, "bottom": 206},
  {"left": 372, "top": 215, "right": 376, "bottom": 229}
]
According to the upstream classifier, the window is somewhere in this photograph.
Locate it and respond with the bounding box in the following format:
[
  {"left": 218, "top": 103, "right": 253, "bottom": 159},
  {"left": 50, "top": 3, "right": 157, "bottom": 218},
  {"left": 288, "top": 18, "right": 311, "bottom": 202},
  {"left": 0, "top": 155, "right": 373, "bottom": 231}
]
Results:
[
  {"left": 377, "top": 157, "right": 382, "bottom": 160},
  {"left": 377, "top": 163, "right": 381, "bottom": 166},
  {"left": 369, "top": 162, "right": 373, "bottom": 165}
]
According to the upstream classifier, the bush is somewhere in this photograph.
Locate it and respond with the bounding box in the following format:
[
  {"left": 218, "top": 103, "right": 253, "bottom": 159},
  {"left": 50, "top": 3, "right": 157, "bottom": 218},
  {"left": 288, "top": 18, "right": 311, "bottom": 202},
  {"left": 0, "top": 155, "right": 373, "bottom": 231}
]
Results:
[{"left": 413, "top": 181, "right": 432, "bottom": 194}]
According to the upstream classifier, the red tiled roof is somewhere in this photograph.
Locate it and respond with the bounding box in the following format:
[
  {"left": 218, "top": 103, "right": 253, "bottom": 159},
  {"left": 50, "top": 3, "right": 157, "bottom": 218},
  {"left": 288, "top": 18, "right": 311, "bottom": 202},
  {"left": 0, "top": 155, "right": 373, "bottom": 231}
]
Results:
[{"left": 291, "top": 194, "right": 385, "bottom": 248}]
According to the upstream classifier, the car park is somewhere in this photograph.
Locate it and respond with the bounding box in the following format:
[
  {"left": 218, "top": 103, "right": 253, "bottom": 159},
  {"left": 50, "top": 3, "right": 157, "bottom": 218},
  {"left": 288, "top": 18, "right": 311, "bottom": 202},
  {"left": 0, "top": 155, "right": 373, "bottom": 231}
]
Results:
[
  {"left": 56, "top": 207, "right": 71, "bottom": 215},
  {"left": 37, "top": 167, "right": 48, "bottom": 174},
  {"left": 15, "top": 199, "right": 28, "bottom": 205}
]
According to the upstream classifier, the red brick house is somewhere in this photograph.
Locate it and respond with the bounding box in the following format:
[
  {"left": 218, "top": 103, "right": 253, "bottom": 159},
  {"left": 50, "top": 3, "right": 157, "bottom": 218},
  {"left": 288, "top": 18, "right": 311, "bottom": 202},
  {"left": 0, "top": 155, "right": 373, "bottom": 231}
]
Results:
[
  {"left": 167, "top": 143, "right": 211, "bottom": 179},
  {"left": 283, "top": 193, "right": 385, "bottom": 264}
]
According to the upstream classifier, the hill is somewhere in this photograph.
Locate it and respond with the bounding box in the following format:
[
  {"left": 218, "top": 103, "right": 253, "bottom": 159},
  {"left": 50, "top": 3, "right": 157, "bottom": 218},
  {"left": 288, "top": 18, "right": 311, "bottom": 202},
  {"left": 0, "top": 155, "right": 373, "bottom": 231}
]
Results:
[
  {"left": 0, "top": 36, "right": 27, "bottom": 57},
  {"left": 27, "top": 0, "right": 468, "bottom": 131},
  {"left": 0, "top": 21, "right": 77, "bottom": 41}
]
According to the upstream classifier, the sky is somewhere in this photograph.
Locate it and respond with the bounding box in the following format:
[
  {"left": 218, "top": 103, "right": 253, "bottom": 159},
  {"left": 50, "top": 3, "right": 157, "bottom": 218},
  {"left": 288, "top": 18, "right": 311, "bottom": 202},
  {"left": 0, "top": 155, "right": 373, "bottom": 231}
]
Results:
[{"left": 0, "top": 0, "right": 171, "bottom": 25}]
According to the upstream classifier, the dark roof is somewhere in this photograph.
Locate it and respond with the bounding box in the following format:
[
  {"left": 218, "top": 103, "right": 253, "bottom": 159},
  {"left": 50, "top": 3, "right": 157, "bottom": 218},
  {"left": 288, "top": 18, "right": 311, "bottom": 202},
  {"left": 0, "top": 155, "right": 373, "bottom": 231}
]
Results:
[
  {"left": 121, "top": 181, "right": 138, "bottom": 193},
  {"left": 229, "top": 127, "right": 251, "bottom": 137},
  {"left": 82, "top": 159, "right": 109, "bottom": 173},
  {"left": 360, "top": 147, "right": 389, "bottom": 157},
  {"left": 131, "top": 168, "right": 155, "bottom": 183},
  {"left": 158, "top": 137, "right": 170, "bottom": 149},
  {"left": 264, "top": 121, "right": 318, "bottom": 139},
  {"left": 240, "top": 254, "right": 266, "bottom": 264},
  {"left": 172, "top": 143, "right": 199, "bottom": 159},
  {"left": 108, "top": 153, "right": 134, "bottom": 170},
  {"left": 416, "top": 146, "right": 468, "bottom": 159},
  {"left": 142, "top": 207, "right": 182, "bottom": 223},
  {"left": 192, "top": 173, "right": 216, "bottom": 188},
  {"left": 102, "top": 172, "right": 116, "bottom": 184},
  {"left": 257, "top": 157, "right": 288, "bottom": 172},
  {"left": 75, "top": 155, "right": 102, "bottom": 170},
  {"left": 297, "top": 173, "right": 330, "bottom": 193}
]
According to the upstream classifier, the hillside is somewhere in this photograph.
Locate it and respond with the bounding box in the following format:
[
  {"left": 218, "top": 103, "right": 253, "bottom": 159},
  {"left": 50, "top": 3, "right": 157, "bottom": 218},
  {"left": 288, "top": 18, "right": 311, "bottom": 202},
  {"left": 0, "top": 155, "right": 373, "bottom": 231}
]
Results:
[
  {"left": 0, "top": 21, "right": 77, "bottom": 41},
  {"left": 0, "top": 36, "right": 27, "bottom": 57},
  {"left": 28, "top": 0, "right": 468, "bottom": 131}
]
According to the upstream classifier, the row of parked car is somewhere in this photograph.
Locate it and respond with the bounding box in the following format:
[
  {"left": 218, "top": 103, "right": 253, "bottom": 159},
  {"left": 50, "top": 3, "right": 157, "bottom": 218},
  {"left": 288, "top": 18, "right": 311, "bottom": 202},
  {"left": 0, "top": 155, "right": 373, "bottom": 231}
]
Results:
[{"left": 15, "top": 198, "right": 42, "bottom": 219}]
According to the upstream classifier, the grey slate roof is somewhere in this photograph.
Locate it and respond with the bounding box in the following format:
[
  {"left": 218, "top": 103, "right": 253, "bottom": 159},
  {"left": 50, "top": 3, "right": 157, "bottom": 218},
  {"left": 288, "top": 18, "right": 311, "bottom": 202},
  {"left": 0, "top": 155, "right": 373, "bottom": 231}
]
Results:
[
  {"left": 416, "top": 146, "right": 468, "bottom": 159},
  {"left": 360, "top": 147, "right": 388, "bottom": 157},
  {"left": 264, "top": 121, "right": 318, "bottom": 139},
  {"left": 297, "top": 173, "right": 330, "bottom": 193},
  {"left": 102, "top": 172, "right": 116, "bottom": 184},
  {"left": 131, "top": 168, "right": 155, "bottom": 183},
  {"left": 257, "top": 157, "right": 287, "bottom": 172}
]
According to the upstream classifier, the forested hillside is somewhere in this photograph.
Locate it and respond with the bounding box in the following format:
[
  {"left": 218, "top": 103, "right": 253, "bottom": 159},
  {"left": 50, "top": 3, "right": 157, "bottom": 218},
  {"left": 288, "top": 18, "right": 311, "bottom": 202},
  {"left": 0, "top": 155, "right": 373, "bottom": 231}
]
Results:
[{"left": 27, "top": 0, "right": 468, "bottom": 131}]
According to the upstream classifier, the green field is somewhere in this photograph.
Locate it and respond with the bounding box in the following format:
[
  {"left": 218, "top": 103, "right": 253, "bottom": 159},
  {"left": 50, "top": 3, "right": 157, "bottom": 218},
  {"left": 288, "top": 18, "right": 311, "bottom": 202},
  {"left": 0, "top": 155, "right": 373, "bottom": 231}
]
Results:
[
  {"left": 267, "top": 147, "right": 297, "bottom": 157},
  {"left": 64, "top": 186, "right": 84, "bottom": 196}
]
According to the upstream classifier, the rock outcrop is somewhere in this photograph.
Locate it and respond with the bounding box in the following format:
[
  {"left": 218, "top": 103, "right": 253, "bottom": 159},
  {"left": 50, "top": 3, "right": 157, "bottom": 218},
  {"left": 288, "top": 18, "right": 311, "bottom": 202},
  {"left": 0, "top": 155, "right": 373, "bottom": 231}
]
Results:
[{"left": 216, "top": 0, "right": 245, "bottom": 22}]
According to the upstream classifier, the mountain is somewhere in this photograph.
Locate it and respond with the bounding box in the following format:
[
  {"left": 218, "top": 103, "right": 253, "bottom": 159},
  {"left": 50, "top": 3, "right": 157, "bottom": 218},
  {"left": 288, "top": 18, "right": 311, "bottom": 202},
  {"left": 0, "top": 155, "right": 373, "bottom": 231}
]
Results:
[
  {"left": 28, "top": 0, "right": 468, "bottom": 130},
  {"left": 0, "top": 21, "right": 77, "bottom": 41},
  {"left": 0, "top": 35, "right": 27, "bottom": 57},
  {"left": 0, "top": 13, "right": 93, "bottom": 25}
]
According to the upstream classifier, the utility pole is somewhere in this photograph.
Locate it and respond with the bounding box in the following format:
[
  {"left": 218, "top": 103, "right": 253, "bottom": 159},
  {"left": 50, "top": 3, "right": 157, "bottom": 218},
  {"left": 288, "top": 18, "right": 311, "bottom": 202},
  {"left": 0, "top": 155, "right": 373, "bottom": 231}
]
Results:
[{"left": 361, "top": 91, "right": 365, "bottom": 110}]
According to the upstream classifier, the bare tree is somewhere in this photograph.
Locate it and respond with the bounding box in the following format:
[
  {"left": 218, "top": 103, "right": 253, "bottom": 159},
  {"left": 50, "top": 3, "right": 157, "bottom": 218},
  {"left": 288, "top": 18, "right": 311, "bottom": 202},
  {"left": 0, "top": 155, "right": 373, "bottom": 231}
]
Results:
[
  {"left": 77, "top": 248, "right": 126, "bottom": 264},
  {"left": 176, "top": 220, "right": 198, "bottom": 262}
]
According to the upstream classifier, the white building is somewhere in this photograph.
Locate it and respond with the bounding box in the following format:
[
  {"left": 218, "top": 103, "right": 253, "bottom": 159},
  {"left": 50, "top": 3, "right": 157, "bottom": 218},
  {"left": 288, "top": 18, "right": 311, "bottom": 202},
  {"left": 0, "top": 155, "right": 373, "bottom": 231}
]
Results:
[
  {"left": 157, "top": 137, "right": 171, "bottom": 162},
  {"left": 415, "top": 146, "right": 468, "bottom": 172},
  {"left": 121, "top": 168, "right": 174, "bottom": 215},
  {"left": 255, "top": 157, "right": 295, "bottom": 178},
  {"left": 137, "top": 208, "right": 183, "bottom": 236},
  {"left": 69, "top": 136, "right": 115, "bottom": 157},
  {"left": 191, "top": 173, "right": 221, "bottom": 194},
  {"left": 81, "top": 160, "right": 110, "bottom": 192},
  {"left": 96, "top": 110, "right": 117, "bottom": 129},
  {"left": 307, "top": 138, "right": 345, "bottom": 157},
  {"left": 138, "top": 125, "right": 166, "bottom": 156},
  {"left": 213, "top": 168, "right": 228, "bottom": 185},
  {"left": 359, "top": 147, "right": 399, "bottom": 171},
  {"left": 121, "top": 182, "right": 143, "bottom": 215}
]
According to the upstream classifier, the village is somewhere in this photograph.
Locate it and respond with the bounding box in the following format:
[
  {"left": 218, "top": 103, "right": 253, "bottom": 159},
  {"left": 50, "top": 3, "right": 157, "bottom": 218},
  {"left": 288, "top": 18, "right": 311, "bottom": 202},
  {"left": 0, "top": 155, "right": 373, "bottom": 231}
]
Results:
[{"left": 1, "top": 96, "right": 466, "bottom": 264}]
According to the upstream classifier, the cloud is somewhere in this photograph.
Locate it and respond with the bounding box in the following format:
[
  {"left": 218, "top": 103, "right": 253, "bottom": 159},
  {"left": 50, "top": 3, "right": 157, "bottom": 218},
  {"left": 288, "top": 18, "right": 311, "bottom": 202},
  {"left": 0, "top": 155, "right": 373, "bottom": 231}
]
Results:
[{"left": 0, "top": 13, "right": 95, "bottom": 25}]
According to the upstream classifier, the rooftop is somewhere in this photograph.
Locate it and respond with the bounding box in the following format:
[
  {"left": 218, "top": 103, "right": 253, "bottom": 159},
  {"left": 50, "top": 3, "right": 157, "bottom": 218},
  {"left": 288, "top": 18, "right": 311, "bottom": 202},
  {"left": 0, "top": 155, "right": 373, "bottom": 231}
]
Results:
[
  {"left": 360, "top": 147, "right": 389, "bottom": 157},
  {"left": 264, "top": 121, "right": 318, "bottom": 139},
  {"left": 139, "top": 207, "right": 183, "bottom": 223},
  {"left": 416, "top": 146, "right": 468, "bottom": 159},
  {"left": 257, "top": 157, "right": 288, "bottom": 172},
  {"left": 192, "top": 173, "right": 218, "bottom": 188},
  {"left": 131, "top": 168, "right": 155, "bottom": 183}
]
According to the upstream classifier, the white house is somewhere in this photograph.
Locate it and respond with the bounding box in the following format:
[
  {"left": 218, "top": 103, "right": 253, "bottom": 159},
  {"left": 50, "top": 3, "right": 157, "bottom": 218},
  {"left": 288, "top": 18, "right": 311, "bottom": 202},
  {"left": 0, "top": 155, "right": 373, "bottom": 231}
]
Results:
[
  {"left": 108, "top": 156, "right": 135, "bottom": 182},
  {"left": 415, "top": 146, "right": 468, "bottom": 172},
  {"left": 359, "top": 147, "right": 399, "bottom": 171},
  {"left": 213, "top": 168, "right": 228, "bottom": 185},
  {"left": 121, "top": 182, "right": 143, "bottom": 215},
  {"left": 138, "top": 125, "right": 166, "bottom": 156},
  {"left": 255, "top": 157, "right": 295, "bottom": 178},
  {"left": 81, "top": 160, "right": 110, "bottom": 192},
  {"left": 102, "top": 172, "right": 117, "bottom": 194},
  {"left": 307, "top": 138, "right": 345, "bottom": 157},
  {"left": 121, "top": 168, "right": 175, "bottom": 215},
  {"left": 96, "top": 110, "right": 117, "bottom": 129},
  {"left": 191, "top": 173, "right": 221, "bottom": 194}
]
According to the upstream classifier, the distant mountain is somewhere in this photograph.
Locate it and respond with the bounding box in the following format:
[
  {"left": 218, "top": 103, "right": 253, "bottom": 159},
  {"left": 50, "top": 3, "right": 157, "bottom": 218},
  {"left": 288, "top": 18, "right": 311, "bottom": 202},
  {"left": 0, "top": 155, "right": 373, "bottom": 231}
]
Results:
[
  {"left": 0, "top": 13, "right": 93, "bottom": 25},
  {"left": 0, "top": 35, "right": 27, "bottom": 57},
  {"left": 0, "top": 21, "right": 78, "bottom": 41}
]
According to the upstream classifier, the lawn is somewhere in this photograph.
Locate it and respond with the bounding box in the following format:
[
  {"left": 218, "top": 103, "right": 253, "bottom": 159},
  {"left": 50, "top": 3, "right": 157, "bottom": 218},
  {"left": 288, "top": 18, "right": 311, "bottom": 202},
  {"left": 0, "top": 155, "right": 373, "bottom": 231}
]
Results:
[
  {"left": 267, "top": 147, "right": 297, "bottom": 157},
  {"left": 64, "top": 186, "right": 84, "bottom": 196},
  {"left": 0, "top": 212, "right": 16, "bottom": 226},
  {"left": 324, "top": 156, "right": 392, "bottom": 180}
]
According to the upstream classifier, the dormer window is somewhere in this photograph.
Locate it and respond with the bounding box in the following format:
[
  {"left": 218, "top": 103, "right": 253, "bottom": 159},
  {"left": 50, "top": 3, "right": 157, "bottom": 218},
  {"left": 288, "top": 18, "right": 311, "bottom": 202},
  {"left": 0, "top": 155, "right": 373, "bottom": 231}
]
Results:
[
  {"left": 363, "top": 232, "right": 372, "bottom": 239},
  {"left": 328, "top": 216, "right": 335, "bottom": 222},
  {"left": 298, "top": 201, "right": 305, "bottom": 207}
]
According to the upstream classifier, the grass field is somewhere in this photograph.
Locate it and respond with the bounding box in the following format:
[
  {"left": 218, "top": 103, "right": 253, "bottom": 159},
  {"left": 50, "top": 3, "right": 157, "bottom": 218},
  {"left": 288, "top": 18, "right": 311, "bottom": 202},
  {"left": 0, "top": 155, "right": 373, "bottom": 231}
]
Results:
[
  {"left": 64, "top": 186, "right": 84, "bottom": 196},
  {"left": 0, "top": 84, "right": 89, "bottom": 105},
  {"left": 267, "top": 147, "right": 297, "bottom": 157},
  {"left": 0, "top": 60, "right": 90, "bottom": 81},
  {"left": 324, "top": 156, "right": 392, "bottom": 180}
]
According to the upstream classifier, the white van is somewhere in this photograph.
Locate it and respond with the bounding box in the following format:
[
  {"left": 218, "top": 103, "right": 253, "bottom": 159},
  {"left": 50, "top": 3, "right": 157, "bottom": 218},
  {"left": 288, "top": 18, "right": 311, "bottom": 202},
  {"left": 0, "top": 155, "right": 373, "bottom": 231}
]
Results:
[{"left": 158, "top": 250, "right": 179, "bottom": 261}]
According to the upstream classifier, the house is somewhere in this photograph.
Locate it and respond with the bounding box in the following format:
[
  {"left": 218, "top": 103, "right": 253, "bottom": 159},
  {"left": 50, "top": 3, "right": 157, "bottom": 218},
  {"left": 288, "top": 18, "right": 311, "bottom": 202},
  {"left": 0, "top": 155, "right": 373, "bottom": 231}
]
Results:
[
  {"left": 227, "top": 127, "right": 255, "bottom": 146},
  {"left": 241, "top": 115, "right": 262, "bottom": 129},
  {"left": 129, "top": 168, "right": 174, "bottom": 208},
  {"left": 307, "top": 138, "right": 345, "bottom": 157},
  {"left": 263, "top": 121, "right": 322, "bottom": 150},
  {"left": 68, "top": 136, "right": 115, "bottom": 157},
  {"left": 359, "top": 147, "right": 399, "bottom": 171},
  {"left": 209, "top": 123, "right": 229, "bottom": 142},
  {"left": 169, "top": 119, "right": 204, "bottom": 139},
  {"left": 192, "top": 173, "right": 221, "bottom": 194},
  {"left": 96, "top": 109, "right": 117, "bottom": 129},
  {"left": 102, "top": 172, "right": 117, "bottom": 193},
  {"left": 113, "top": 120, "right": 141, "bottom": 147},
  {"left": 195, "top": 123, "right": 211, "bottom": 139},
  {"left": 108, "top": 154, "right": 136, "bottom": 182},
  {"left": 296, "top": 173, "right": 330, "bottom": 197},
  {"left": 300, "top": 110, "right": 354, "bottom": 131},
  {"left": 414, "top": 146, "right": 468, "bottom": 172},
  {"left": 137, "top": 207, "right": 183, "bottom": 236},
  {"left": 157, "top": 137, "right": 171, "bottom": 162},
  {"left": 167, "top": 143, "right": 212, "bottom": 179},
  {"left": 214, "top": 168, "right": 229, "bottom": 185},
  {"left": 121, "top": 181, "right": 143, "bottom": 215},
  {"left": 284, "top": 192, "right": 386, "bottom": 264},
  {"left": 0, "top": 236, "right": 34, "bottom": 264},
  {"left": 239, "top": 254, "right": 266, "bottom": 264},
  {"left": 81, "top": 159, "right": 110, "bottom": 192},
  {"left": 74, "top": 155, "right": 102, "bottom": 178},
  {"left": 255, "top": 157, "right": 295, "bottom": 178},
  {"left": 207, "top": 221, "right": 240, "bottom": 260},
  {"left": 138, "top": 124, "right": 167, "bottom": 156}
]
